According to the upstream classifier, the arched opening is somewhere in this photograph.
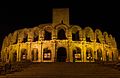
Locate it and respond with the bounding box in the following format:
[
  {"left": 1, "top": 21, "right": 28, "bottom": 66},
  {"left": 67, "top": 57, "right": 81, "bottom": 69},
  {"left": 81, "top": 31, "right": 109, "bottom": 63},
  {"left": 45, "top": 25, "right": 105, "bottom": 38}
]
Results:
[
  {"left": 85, "top": 27, "right": 93, "bottom": 42},
  {"left": 31, "top": 48, "right": 38, "bottom": 61},
  {"left": 44, "top": 30, "right": 52, "bottom": 40},
  {"left": 106, "top": 51, "right": 109, "bottom": 61},
  {"left": 57, "top": 29, "right": 66, "bottom": 40},
  {"left": 36, "top": 51, "right": 38, "bottom": 61},
  {"left": 96, "top": 38, "right": 100, "bottom": 43},
  {"left": 57, "top": 47, "right": 67, "bottom": 62},
  {"left": 13, "top": 51, "right": 17, "bottom": 62},
  {"left": 72, "top": 31, "right": 80, "bottom": 41},
  {"left": 96, "top": 35, "right": 100, "bottom": 43},
  {"left": 97, "top": 49, "right": 102, "bottom": 61},
  {"left": 7, "top": 53, "right": 9, "bottom": 60},
  {"left": 43, "top": 48, "right": 51, "bottom": 60},
  {"left": 33, "top": 33, "right": 39, "bottom": 42},
  {"left": 15, "top": 34, "right": 18, "bottom": 44},
  {"left": 32, "top": 51, "right": 34, "bottom": 61},
  {"left": 86, "top": 48, "right": 93, "bottom": 62},
  {"left": 112, "top": 52, "right": 114, "bottom": 61},
  {"left": 21, "top": 49, "right": 27, "bottom": 61},
  {"left": 73, "top": 47, "right": 81, "bottom": 62},
  {"left": 86, "top": 37, "right": 91, "bottom": 42},
  {"left": 23, "top": 34, "right": 28, "bottom": 43},
  {"left": 6, "top": 53, "right": 9, "bottom": 63}
]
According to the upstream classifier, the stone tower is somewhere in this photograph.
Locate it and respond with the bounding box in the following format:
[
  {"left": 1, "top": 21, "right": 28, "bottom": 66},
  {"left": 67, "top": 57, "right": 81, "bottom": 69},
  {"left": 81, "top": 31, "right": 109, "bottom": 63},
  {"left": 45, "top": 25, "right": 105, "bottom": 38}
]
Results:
[{"left": 52, "top": 8, "right": 69, "bottom": 26}]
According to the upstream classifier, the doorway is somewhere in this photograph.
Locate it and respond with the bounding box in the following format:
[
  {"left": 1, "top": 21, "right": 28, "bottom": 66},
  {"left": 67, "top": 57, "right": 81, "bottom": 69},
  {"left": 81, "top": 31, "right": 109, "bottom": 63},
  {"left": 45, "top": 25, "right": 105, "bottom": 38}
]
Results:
[{"left": 57, "top": 47, "right": 67, "bottom": 62}]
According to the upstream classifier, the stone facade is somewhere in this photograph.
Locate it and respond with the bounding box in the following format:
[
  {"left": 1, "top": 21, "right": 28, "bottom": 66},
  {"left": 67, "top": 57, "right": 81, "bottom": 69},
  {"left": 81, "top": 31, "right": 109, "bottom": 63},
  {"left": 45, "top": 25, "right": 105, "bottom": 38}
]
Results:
[{"left": 0, "top": 8, "right": 118, "bottom": 63}]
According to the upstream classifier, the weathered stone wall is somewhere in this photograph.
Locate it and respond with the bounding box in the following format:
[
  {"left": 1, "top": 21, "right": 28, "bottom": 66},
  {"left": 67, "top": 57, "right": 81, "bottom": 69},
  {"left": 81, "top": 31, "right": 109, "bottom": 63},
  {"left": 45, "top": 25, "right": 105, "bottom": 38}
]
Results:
[
  {"left": 0, "top": 8, "right": 118, "bottom": 63},
  {"left": 1, "top": 24, "right": 118, "bottom": 63}
]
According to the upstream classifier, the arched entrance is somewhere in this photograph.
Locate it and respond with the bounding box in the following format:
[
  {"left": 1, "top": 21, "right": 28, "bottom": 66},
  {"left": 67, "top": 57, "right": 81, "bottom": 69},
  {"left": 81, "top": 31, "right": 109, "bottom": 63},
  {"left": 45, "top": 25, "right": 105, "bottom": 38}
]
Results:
[
  {"left": 73, "top": 47, "right": 81, "bottom": 62},
  {"left": 13, "top": 51, "right": 17, "bottom": 62},
  {"left": 57, "top": 47, "right": 67, "bottom": 62},
  {"left": 106, "top": 51, "right": 109, "bottom": 61},
  {"left": 97, "top": 49, "right": 102, "bottom": 61},
  {"left": 31, "top": 48, "right": 38, "bottom": 61},
  {"left": 86, "top": 48, "right": 93, "bottom": 62},
  {"left": 112, "top": 52, "right": 114, "bottom": 61},
  {"left": 21, "top": 49, "right": 27, "bottom": 61}
]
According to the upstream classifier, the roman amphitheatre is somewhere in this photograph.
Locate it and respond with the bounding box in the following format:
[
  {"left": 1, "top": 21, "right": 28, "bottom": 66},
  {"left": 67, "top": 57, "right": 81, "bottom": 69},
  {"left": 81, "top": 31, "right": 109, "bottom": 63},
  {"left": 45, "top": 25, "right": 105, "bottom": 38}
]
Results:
[{"left": 0, "top": 8, "right": 118, "bottom": 63}]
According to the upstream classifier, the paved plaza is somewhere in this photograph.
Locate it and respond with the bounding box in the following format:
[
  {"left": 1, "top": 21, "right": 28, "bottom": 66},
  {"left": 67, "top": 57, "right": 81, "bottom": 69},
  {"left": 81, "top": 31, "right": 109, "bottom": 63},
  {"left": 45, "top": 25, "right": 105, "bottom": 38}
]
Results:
[{"left": 1, "top": 62, "right": 120, "bottom": 78}]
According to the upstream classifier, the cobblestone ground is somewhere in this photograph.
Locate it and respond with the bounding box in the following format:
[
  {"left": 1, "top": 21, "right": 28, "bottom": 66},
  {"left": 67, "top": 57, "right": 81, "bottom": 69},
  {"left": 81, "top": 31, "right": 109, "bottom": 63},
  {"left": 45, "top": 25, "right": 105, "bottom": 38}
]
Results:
[{"left": 1, "top": 62, "right": 120, "bottom": 78}]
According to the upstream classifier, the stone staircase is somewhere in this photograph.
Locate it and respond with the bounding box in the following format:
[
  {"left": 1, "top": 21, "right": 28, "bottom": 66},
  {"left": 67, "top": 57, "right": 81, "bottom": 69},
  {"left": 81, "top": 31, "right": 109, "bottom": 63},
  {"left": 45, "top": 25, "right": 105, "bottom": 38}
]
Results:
[{"left": 1, "top": 62, "right": 120, "bottom": 78}]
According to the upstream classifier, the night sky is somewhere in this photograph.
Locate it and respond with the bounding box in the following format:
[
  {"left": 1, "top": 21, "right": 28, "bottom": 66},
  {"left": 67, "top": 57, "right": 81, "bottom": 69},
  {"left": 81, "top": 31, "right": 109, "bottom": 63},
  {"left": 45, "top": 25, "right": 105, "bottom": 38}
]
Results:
[{"left": 0, "top": 1, "right": 120, "bottom": 51}]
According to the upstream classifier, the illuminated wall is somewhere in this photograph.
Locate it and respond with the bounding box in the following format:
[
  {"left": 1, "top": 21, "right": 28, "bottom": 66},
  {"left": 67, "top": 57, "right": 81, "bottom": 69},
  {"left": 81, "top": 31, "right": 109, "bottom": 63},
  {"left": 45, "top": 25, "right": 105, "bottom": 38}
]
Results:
[{"left": 0, "top": 8, "right": 118, "bottom": 63}]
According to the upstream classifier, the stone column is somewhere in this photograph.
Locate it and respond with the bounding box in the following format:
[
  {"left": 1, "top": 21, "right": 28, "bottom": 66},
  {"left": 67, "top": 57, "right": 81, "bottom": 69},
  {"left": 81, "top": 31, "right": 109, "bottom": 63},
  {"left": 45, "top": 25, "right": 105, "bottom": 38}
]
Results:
[
  {"left": 54, "top": 40, "right": 57, "bottom": 62},
  {"left": 102, "top": 43, "right": 105, "bottom": 61},
  {"left": 69, "top": 45, "right": 73, "bottom": 62},
  {"left": 40, "top": 41, "right": 43, "bottom": 62},
  {"left": 51, "top": 41, "right": 55, "bottom": 62},
  {"left": 18, "top": 39, "right": 21, "bottom": 61},
  {"left": 109, "top": 50, "right": 111, "bottom": 61},
  {"left": 92, "top": 48, "right": 94, "bottom": 62},
  {"left": 94, "top": 51, "right": 97, "bottom": 61},
  {"left": 17, "top": 44, "right": 19, "bottom": 61},
  {"left": 19, "top": 44, "right": 21, "bottom": 61},
  {"left": 82, "top": 43, "right": 84, "bottom": 62},
  {"left": 52, "top": 29, "right": 56, "bottom": 40},
  {"left": 10, "top": 52, "right": 13, "bottom": 63},
  {"left": 82, "top": 41, "right": 86, "bottom": 62},
  {"left": 34, "top": 50, "right": 36, "bottom": 61},
  {"left": 84, "top": 45, "right": 86, "bottom": 62},
  {"left": 38, "top": 42, "right": 41, "bottom": 62},
  {"left": 27, "top": 42, "right": 30, "bottom": 60},
  {"left": 67, "top": 41, "right": 70, "bottom": 62}
]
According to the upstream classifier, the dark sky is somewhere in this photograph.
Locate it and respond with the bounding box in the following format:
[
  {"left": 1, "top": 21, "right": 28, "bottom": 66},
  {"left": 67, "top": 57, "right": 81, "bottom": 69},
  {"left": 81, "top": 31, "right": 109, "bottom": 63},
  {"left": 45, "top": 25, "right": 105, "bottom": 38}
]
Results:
[{"left": 0, "top": 1, "right": 120, "bottom": 50}]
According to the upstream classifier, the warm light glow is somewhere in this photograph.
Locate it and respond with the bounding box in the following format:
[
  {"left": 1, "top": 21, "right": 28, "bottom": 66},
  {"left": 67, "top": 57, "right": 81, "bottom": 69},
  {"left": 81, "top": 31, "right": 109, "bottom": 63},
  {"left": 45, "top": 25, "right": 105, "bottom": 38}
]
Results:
[{"left": 0, "top": 8, "right": 118, "bottom": 63}]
